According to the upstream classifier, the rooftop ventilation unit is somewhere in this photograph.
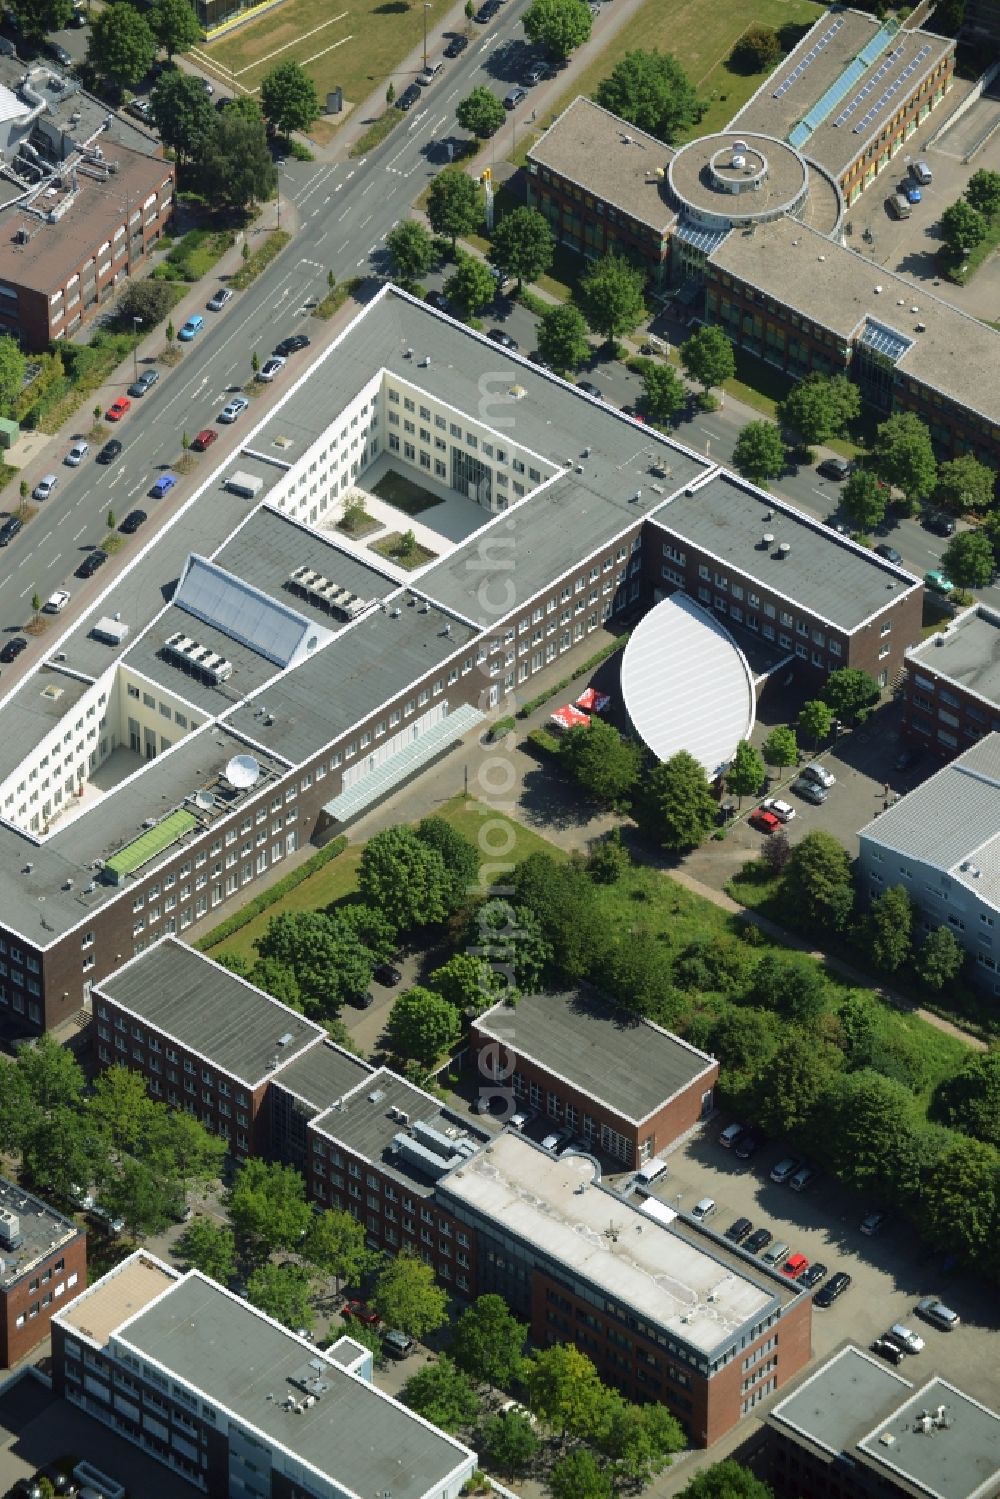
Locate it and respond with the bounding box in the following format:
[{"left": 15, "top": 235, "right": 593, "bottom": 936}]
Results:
[
  {"left": 778, "top": 542, "right": 791, "bottom": 558},
  {"left": 163, "top": 631, "right": 233, "bottom": 684},
  {"left": 288, "top": 565, "right": 367, "bottom": 620},
  {"left": 0, "top": 1210, "right": 21, "bottom": 1248},
  {"left": 277, "top": 1031, "right": 295, "bottom": 1047},
  {"left": 915, "top": 322, "right": 926, "bottom": 332},
  {"left": 762, "top": 532, "right": 774, "bottom": 547}
]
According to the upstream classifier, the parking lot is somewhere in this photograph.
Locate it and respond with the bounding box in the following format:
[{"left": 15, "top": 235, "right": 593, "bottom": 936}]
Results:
[{"left": 638, "top": 1122, "right": 1000, "bottom": 1409}]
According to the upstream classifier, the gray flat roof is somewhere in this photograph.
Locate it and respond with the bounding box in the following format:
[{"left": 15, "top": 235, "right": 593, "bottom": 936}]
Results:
[
  {"left": 118, "top": 1273, "right": 474, "bottom": 1499},
  {"left": 123, "top": 607, "right": 279, "bottom": 716},
  {"left": 907, "top": 606, "right": 1000, "bottom": 710},
  {"left": 526, "top": 96, "right": 676, "bottom": 232},
  {"left": 475, "top": 989, "right": 715, "bottom": 1122},
  {"left": 94, "top": 939, "right": 323, "bottom": 1086},
  {"left": 0, "top": 1175, "right": 80, "bottom": 1290},
  {"left": 0, "top": 667, "right": 93, "bottom": 789},
  {"left": 271, "top": 1038, "right": 373, "bottom": 1111},
  {"left": 652, "top": 469, "right": 919, "bottom": 632},
  {"left": 669, "top": 132, "right": 807, "bottom": 221},
  {"left": 439, "top": 1132, "right": 776, "bottom": 1357},
  {"left": 770, "top": 1345, "right": 914, "bottom": 1459},
  {"left": 710, "top": 216, "right": 1000, "bottom": 427}
]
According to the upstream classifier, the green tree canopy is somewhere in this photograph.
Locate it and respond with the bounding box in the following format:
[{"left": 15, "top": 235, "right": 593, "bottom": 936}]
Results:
[
  {"left": 385, "top": 985, "right": 462, "bottom": 1066},
  {"left": 941, "top": 199, "right": 988, "bottom": 258},
  {"left": 678, "top": 1461, "right": 775, "bottom": 1499},
  {"left": 427, "top": 169, "right": 482, "bottom": 248},
  {"left": 932, "top": 1049, "right": 1000, "bottom": 1147},
  {"left": 489, "top": 206, "right": 554, "bottom": 290},
  {"left": 416, "top": 816, "right": 480, "bottom": 911},
  {"left": 536, "top": 302, "right": 590, "bottom": 373},
  {"left": 226, "top": 1159, "right": 312, "bottom": 1270},
  {"left": 373, "top": 1249, "right": 449, "bottom": 1337},
  {"left": 88, "top": 1066, "right": 156, "bottom": 1156},
  {"left": 561, "top": 718, "right": 643, "bottom": 809},
  {"left": 480, "top": 1410, "right": 540, "bottom": 1478},
  {"left": 175, "top": 1217, "right": 237, "bottom": 1283},
  {"left": 465, "top": 896, "right": 552, "bottom": 993},
  {"left": 921, "top": 1134, "right": 1000, "bottom": 1262},
  {"left": 401, "top": 1355, "right": 479, "bottom": 1430},
  {"left": 149, "top": 0, "right": 201, "bottom": 56},
  {"left": 203, "top": 110, "right": 277, "bottom": 211},
  {"left": 733, "top": 420, "right": 785, "bottom": 483},
  {"left": 151, "top": 70, "right": 215, "bottom": 162},
  {"left": 456, "top": 85, "right": 506, "bottom": 139},
  {"left": 641, "top": 361, "right": 687, "bottom": 426},
  {"left": 935, "top": 454, "right": 996, "bottom": 516},
  {"left": 868, "top": 885, "right": 913, "bottom": 973},
  {"left": 429, "top": 953, "right": 508, "bottom": 1013},
  {"left": 680, "top": 324, "right": 735, "bottom": 393},
  {"left": 523, "top": 0, "right": 592, "bottom": 59},
  {"left": 823, "top": 666, "right": 880, "bottom": 724},
  {"left": 549, "top": 1450, "right": 613, "bottom": 1499},
  {"left": 761, "top": 725, "right": 797, "bottom": 774},
  {"left": 798, "top": 698, "right": 833, "bottom": 748},
  {"left": 101, "top": 1156, "right": 175, "bottom": 1238},
  {"left": 781, "top": 372, "right": 861, "bottom": 445},
  {"left": 9, "top": 0, "right": 72, "bottom": 38},
  {"left": 248, "top": 955, "right": 303, "bottom": 1010},
  {"left": 88, "top": 3, "right": 157, "bottom": 91},
  {"left": 386, "top": 220, "right": 435, "bottom": 286},
  {"left": 752, "top": 1029, "right": 840, "bottom": 1141},
  {"left": 750, "top": 953, "right": 829, "bottom": 1025},
  {"left": 0, "top": 335, "right": 27, "bottom": 419},
  {"left": 525, "top": 1343, "right": 607, "bottom": 1439},
  {"left": 246, "top": 1262, "right": 315, "bottom": 1331},
  {"left": 646, "top": 749, "right": 718, "bottom": 851},
  {"left": 726, "top": 739, "right": 765, "bottom": 806},
  {"left": 444, "top": 254, "right": 498, "bottom": 317},
  {"left": 511, "top": 852, "right": 602, "bottom": 979},
  {"left": 729, "top": 23, "right": 782, "bottom": 72},
  {"left": 303, "top": 1207, "right": 370, "bottom": 1293},
  {"left": 587, "top": 827, "right": 631, "bottom": 884},
  {"left": 942, "top": 529, "right": 996, "bottom": 589},
  {"left": 917, "top": 925, "right": 965, "bottom": 993},
  {"left": 255, "top": 909, "right": 374, "bottom": 1013},
  {"left": 873, "top": 412, "right": 937, "bottom": 508},
  {"left": 450, "top": 1293, "right": 528, "bottom": 1388},
  {"left": 965, "top": 168, "right": 1000, "bottom": 218},
  {"left": 824, "top": 1069, "right": 920, "bottom": 1186},
  {"left": 358, "top": 825, "right": 452, "bottom": 931},
  {"left": 577, "top": 253, "right": 646, "bottom": 345},
  {"left": 841, "top": 468, "right": 887, "bottom": 532},
  {"left": 783, "top": 829, "right": 854, "bottom": 933},
  {"left": 260, "top": 60, "right": 320, "bottom": 135},
  {"left": 595, "top": 49, "right": 702, "bottom": 143},
  {"left": 595, "top": 1394, "right": 684, "bottom": 1487}
]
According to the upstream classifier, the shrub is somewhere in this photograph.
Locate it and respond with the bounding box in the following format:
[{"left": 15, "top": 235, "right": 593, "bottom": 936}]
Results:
[{"left": 197, "top": 836, "right": 347, "bottom": 950}]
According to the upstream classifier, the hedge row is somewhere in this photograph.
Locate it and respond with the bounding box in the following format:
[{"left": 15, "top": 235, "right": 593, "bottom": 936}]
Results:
[
  {"left": 516, "top": 633, "right": 630, "bottom": 719},
  {"left": 527, "top": 727, "right": 560, "bottom": 756},
  {"left": 196, "top": 835, "right": 348, "bottom": 952}
]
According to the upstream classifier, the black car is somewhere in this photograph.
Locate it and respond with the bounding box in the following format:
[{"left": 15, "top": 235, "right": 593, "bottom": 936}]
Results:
[
  {"left": 745, "top": 1227, "right": 773, "bottom": 1255},
  {"left": 0, "top": 636, "right": 27, "bottom": 664},
  {"left": 119, "top": 509, "right": 147, "bottom": 534},
  {"left": 0, "top": 515, "right": 22, "bottom": 546},
  {"left": 46, "top": 40, "right": 72, "bottom": 66},
  {"left": 814, "top": 1271, "right": 852, "bottom": 1307},
  {"left": 374, "top": 963, "right": 402, "bottom": 986},
  {"left": 870, "top": 1335, "right": 904, "bottom": 1365},
  {"left": 274, "top": 334, "right": 311, "bottom": 356},
  {"left": 817, "top": 457, "right": 852, "bottom": 481},
  {"left": 725, "top": 1216, "right": 753, "bottom": 1245},
  {"left": 734, "top": 1129, "right": 763, "bottom": 1160},
  {"left": 76, "top": 549, "right": 108, "bottom": 578},
  {"left": 349, "top": 991, "right": 375, "bottom": 1009},
  {"left": 96, "top": 438, "right": 123, "bottom": 465},
  {"left": 398, "top": 82, "right": 421, "bottom": 110},
  {"left": 578, "top": 380, "right": 602, "bottom": 399},
  {"left": 799, "top": 1261, "right": 828, "bottom": 1290},
  {"left": 487, "top": 328, "right": 518, "bottom": 350},
  {"left": 444, "top": 33, "right": 468, "bottom": 55},
  {"left": 426, "top": 290, "right": 451, "bottom": 312},
  {"left": 474, "top": 0, "right": 499, "bottom": 19},
  {"left": 924, "top": 511, "right": 956, "bottom": 537},
  {"left": 875, "top": 543, "right": 902, "bottom": 564}
]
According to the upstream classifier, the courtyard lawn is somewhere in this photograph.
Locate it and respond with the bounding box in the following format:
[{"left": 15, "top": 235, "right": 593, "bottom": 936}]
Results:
[
  {"left": 374, "top": 469, "right": 445, "bottom": 516},
  {"left": 370, "top": 531, "right": 438, "bottom": 568}
]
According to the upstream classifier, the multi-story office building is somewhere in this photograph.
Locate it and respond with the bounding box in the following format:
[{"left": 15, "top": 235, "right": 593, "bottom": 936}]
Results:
[
  {"left": 0, "top": 1177, "right": 86, "bottom": 1366},
  {"left": 900, "top": 605, "right": 1000, "bottom": 759},
  {"left": 470, "top": 987, "right": 719, "bottom": 1168}
]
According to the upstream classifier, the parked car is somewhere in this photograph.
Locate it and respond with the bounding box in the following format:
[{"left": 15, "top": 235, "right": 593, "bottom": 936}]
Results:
[
  {"left": 47, "top": 40, "right": 72, "bottom": 65},
  {"left": 734, "top": 1130, "right": 763, "bottom": 1160},
  {"left": 817, "top": 457, "right": 852, "bottom": 481},
  {"left": 875, "top": 544, "right": 902, "bottom": 564},
  {"left": 119, "top": 509, "right": 147, "bottom": 534},
  {"left": 373, "top": 963, "right": 402, "bottom": 986},
  {"left": 885, "top": 1323, "right": 925, "bottom": 1354},
  {"left": 219, "top": 395, "right": 249, "bottom": 423},
  {"left": 915, "top": 1296, "right": 960, "bottom": 1330},
  {"left": 814, "top": 1271, "right": 851, "bottom": 1306},
  {"left": 105, "top": 396, "right": 131, "bottom": 421},
  {"left": 0, "top": 636, "right": 27, "bottom": 663},
  {"left": 749, "top": 808, "right": 782, "bottom": 834},
  {"left": 690, "top": 1197, "right": 716, "bottom": 1222},
  {"left": 342, "top": 1300, "right": 380, "bottom": 1327},
  {"left": 510, "top": 1106, "right": 536, "bottom": 1130},
  {"left": 782, "top": 1252, "right": 809, "bottom": 1280},
  {"left": 348, "top": 991, "right": 374, "bottom": 1009},
  {"left": 177, "top": 314, "right": 205, "bottom": 341},
  {"left": 33, "top": 474, "right": 58, "bottom": 499},
  {"left": 398, "top": 82, "right": 421, "bottom": 110},
  {"left": 96, "top": 439, "right": 123, "bottom": 465},
  {"left": 504, "top": 86, "right": 526, "bottom": 109},
  {"left": 76, "top": 549, "right": 108, "bottom": 578},
  {"left": 128, "top": 368, "right": 159, "bottom": 398},
  {"left": 91, "top": 1203, "right": 125, "bottom": 1233},
  {"left": 924, "top": 569, "right": 954, "bottom": 595},
  {"left": 149, "top": 473, "right": 177, "bottom": 499},
  {"left": 259, "top": 356, "right": 286, "bottom": 382},
  {"left": 770, "top": 1157, "right": 800, "bottom": 1184},
  {"left": 578, "top": 380, "right": 602, "bottom": 398},
  {"left": 525, "top": 60, "right": 548, "bottom": 83},
  {"left": 0, "top": 515, "right": 22, "bottom": 545},
  {"left": 789, "top": 1164, "right": 817, "bottom": 1192},
  {"left": 207, "top": 286, "right": 233, "bottom": 312},
  {"left": 65, "top": 439, "right": 89, "bottom": 466},
  {"left": 474, "top": 0, "right": 499, "bottom": 20},
  {"left": 383, "top": 1329, "right": 414, "bottom": 1359},
  {"left": 761, "top": 797, "right": 796, "bottom": 823},
  {"left": 860, "top": 1210, "right": 887, "bottom": 1236},
  {"left": 418, "top": 61, "right": 443, "bottom": 85},
  {"left": 274, "top": 334, "right": 310, "bottom": 356},
  {"left": 924, "top": 511, "right": 956, "bottom": 537},
  {"left": 191, "top": 428, "right": 218, "bottom": 453},
  {"left": 799, "top": 1262, "right": 827, "bottom": 1290},
  {"left": 871, "top": 1335, "right": 904, "bottom": 1365},
  {"left": 791, "top": 776, "right": 828, "bottom": 804},
  {"left": 745, "top": 1227, "right": 773, "bottom": 1255},
  {"left": 444, "top": 34, "right": 468, "bottom": 56},
  {"left": 487, "top": 328, "right": 518, "bottom": 350},
  {"left": 44, "top": 590, "right": 71, "bottom": 614},
  {"left": 801, "top": 763, "right": 836, "bottom": 788},
  {"left": 725, "top": 1216, "right": 753, "bottom": 1244},
  {"left": 541, "top": 1124, "right": 573, "bottom": 1152},
  {"left": 904, "top": 182, "right": 922, "bottom": 204},
  {"left": 126, "top": 97, "right": 153, "bottom": 121},
  {"left": 425, "top": 290, "right": 451, "bottom": 312},
  {"left": 760, "top": 1240, "right": 790, "bottom": 1268},
  {"left": 718, "top": 1122, "right": 746, "bottom": 1149}
]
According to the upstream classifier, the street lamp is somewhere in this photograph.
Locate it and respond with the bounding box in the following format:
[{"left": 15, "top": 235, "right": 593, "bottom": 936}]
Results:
[
  {"left": 423, "top": 1, "right": 432, "bottom": 70},
  {"left": 131, "top": 316, "right": 142, "bottom": 383}
]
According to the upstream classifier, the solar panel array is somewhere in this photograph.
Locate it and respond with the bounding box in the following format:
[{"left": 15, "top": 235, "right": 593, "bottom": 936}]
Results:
[
  {"left": 852, "top": 45, "right": 932, "bottom": 134},
  {"left": 860, "top": 318, "right": 913, "bottom": 363},
  {"left": 832, "top": 44, "right": 906, "bottom": 126},
  {"left": 772, "top": 16, "right": 845, "bottom": 99}
]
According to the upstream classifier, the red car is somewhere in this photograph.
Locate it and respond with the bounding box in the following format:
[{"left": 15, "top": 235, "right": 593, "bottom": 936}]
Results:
[
  {"left": 106, "top": 397, "right": 132, "bottom": 422},
  {"left": 749, "top": 808, "right": 781, "bottom": 834},
  {"left": 782, "top": 1252, "right": 809, "bottom": 1280},
  {"left": 342, "top": 1300, "right": 380, "bottom": 1327},
  {"left": 191, "top": 428, "right": 218, "bottom": 452}
]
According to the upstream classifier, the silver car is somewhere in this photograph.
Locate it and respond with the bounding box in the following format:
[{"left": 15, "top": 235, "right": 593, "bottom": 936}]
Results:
[{"left": 219, "top": 395, "right": 249, "bottom": 423}]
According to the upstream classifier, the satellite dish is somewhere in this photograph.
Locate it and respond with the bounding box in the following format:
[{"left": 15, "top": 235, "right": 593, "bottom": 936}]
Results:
[
  {"left": 225, "top": 754, "right": 260, "bottom": 790},
  {"left": 194, "top": 790, "right": 215, "bottom": 810}
]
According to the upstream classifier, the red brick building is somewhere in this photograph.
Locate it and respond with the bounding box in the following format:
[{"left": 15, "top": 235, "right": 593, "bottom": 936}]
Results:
[
  {"left": 0, "top": 1177, "right": 86, "bottom": 1366},
  {"left": 899, "top": 604, "right": 1000, "bottom": 760}
]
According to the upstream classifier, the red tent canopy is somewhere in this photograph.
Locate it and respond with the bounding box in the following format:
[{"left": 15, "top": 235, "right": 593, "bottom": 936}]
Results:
[
  {"left": 550, "top": 704, "right": 591, "bottom": 731},
  {"left": 575, "top": 687, "right": 610, "bottom": 712}
]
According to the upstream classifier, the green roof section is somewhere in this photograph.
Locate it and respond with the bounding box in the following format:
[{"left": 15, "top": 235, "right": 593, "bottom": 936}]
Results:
[{"left": 105, "top": 808, "right": 197, "bottom": 884}]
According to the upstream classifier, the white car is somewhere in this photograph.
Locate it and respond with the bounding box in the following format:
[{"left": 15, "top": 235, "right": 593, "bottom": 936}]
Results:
[
  {"left": 886, "top": 1323, "right": 925, "bottom": 1354},
  {"left": 44, "top": 589, "right": 71, "bottom": 614},
  {"left": 65, "top": 440, "right": 89, "bottom": 466},
  {"left": 691, "top": 1197, "right": 717, "bottom": 1222},
  {"left": 219, "top": 395, "right": 249, "bottom": 423},
  {"left": 258, "top": 356, "right": 286, "bottom": 382},
  {"left": 762, "top": 797, "right": 796, "bottom": 823},
  {"left": 802, "top": 763, "right": 836, "bottom": 789},
  {"left": 34, "top": 473, "right": 58, "bottom": 500}
]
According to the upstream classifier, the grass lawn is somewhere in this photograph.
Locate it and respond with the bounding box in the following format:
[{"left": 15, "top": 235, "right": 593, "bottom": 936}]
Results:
[
  {"left": 370, "top": 531, "right": 438, "bottom": 568},
  {"left": 373, "top": 469, "right": 444, "bottom": 516},
  {"left": 152, "top": 228, "right": 235, "bottom": 283},
  {"left": 722, "top": 345, "right": 795, "bottom": 420}
]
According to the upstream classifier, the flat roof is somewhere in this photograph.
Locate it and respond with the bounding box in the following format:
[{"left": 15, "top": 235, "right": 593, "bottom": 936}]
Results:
[
  {"left": 907, "top": 605, "right": 1000, "bottom": 710},
  {"left": 58, "top": 1252, "right": 178, "bottom": 1346},
  {"left": 0, "top": 668, "right": 92, "bottom": 789},
  {"left": 709, "top": 216, "right": 1000, "bottom": 428},
  {"left": 669, "top": 132, "right": 808, "bottom": 221},
  {"left": 117, "top": 1272, "right": 473, "bottom": 1499},
  {"left": 271, "top": 1040, "right": 373, "bottom": 1112},
  {"left": 475, "top": 988, "right": 716, "bottom": 1123},
  {"left": 621, "top": 591, "right": 756, "bottom": 777},
  {"left": 526, "top": 97, "right": 676, "bottom": 233},
  {"left": 0, "top": 1176, "right": 80, "bottom": 1290},
  {"left": 652, "top": 468, "right": 920, "bottom": 632},
  {"left": 439, "top": 1132, "right": 776, "bottom": 1356}
]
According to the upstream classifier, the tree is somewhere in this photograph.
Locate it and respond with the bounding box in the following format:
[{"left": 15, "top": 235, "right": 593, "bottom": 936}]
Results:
[
  {"left": 935, "top": 454, "right": 996, "bottom": 516},
  {"left": 783, "top": 830, "right": 854, "bottom": 933},
  {"left": 917, "top": 924, "right": 965, "bottom": 993},
  {"left": 118, "top": 279, "right": 179, "bottom": 329},
  {"left": 303, "top": 1207, "right": 370, "bottom": 1294},
  {"left": 87, "top": 1066, "right": 156, "bottom": 1156},
  {"left": 596, "top": 1395, "right": 684, "bottom": 1486},
  {"left": 798, "top": 698, "right": 833, "bottom": 748},
  {"left": 175, "top": 1217, "right": 237, "bottom": 1283},
  {"left": 536, "top": 302, "right": 590, "bottom": 373},
  {"left": 373, "top": 1249, "right": 449, "bottom": 1337},
  {"left": 226, "top": 1159, "right": 312, "bottom": 1270},
  {"left": 246, "top": 1262, "right": 315, "bottom": 1331},
  {"left": 726, "top": 739, "right": 765, "bottom": 806},
  {"left": 149, "top": 0, "right": 200, "bottom": 57},
  {"left": 824, "top": 667, "right": 880, "bottom": 724},
  {"left": 465, "top": 897, "right": 552, "bottom": 993},
  {"left": 255, "top": 910, "right": 374, "bottom": 1013},
  {"left": 680, "top": 324, "right": 735, "bottom": 396},
  {"left": 729, "top": 23, "right": 782, "bottom": 72},
  {"left": 587, "top": 827, "right": 631, "bottom": 884},
  {"left": 867, "top": 885, "right": 913, "bottom": 973},
  {"left": 386, "top": 81, "right": 395, "bottom": 106},
  {"left": 577, "top": 254, "right": 646, "bottom": 346},
  {"left": 88, "top": 3, "right": 156, "bottom": 91},
  {"left": 761, "top": 725, "right": 797, "bottom": 775},
  {"left": 512, "top": 853, "right": 602, "bottom": 980},
  {"left": 780, "top": 373, "right": 860, "bottom": 445},
  {"left": 0, "top": 335, "right": 26, "bottom": 418},
  {"left": 733, "top": 420, "right": 785, "bottom": 483},
  {"left": 444, "top": 254, "right": 497, "bottom": 316},
  {"left": 522, "top": 0, "right": 592, "bottom": 60},
  {"left": 22, "top": 1106, "right": 105, "bottom": 1205},
  {"left": 678, "top": 1461, "right": 775, "bottom": 1499},
  {"left": 151, "top": 71, "right": 215, "bottom": 163},
  {"left": 841, "top": 468, "right": 888, "bottom": 533},
  {"left": 753, "top": 1030, "right": 839, "bottom": 1141},
  {"left": 826, "top": 1071, "right": 921, "bottom": 1187},
  {"left": 386, "top": 220, "right": 435, "bottom": 287},
  {"left": 525, "top": 1344, "right": 607, "bottom": 1440},
  {"left": 873, "top": 412, "right": 937, "bottom": 508},
  {"left": 595, "top": 49, "right": 702, "bottom": 144},
  {"left": 450, "top": 1293, "right": 527, "bottom": 1389},
  {"left": 750, "top": 953, "right": 828, "bottom": 1025},
  {"left": 456, "top": 85, "right": 506, "bottom": 139},
  {"left": 202, "top": 111, "right": 277, "bottom": 211},
  {"left": 481, "top": 1410, "right": 540, "bottom": 1478},
  {"left": 549, "top": 1450, "right": 612, "bottom": 1499},
  {"left": 385, "top": 985, "right": 462, "bottom": 1066},
  {"left": 401, "top": 1355, "right": 479, "bottom": 1431},
  {"left": 965, "top": 168, "right": 1000, "bottom": 219},
  {"left": 933, "top": 1050, "right": 1000, "bottom": 1147},
  {"left": 358, "top": 826, "right": 451, "bottom": 931},
  {"left": 940, "top": 199, "right": 988, "bottom": 258},
  {"left": 416, "top": 816, "right": 480, "bottom": 911},
  {"left": 561, "top": 718, "right": 643, "bottom": 809},
  {"left": 646, "top": 749, "right": 717, "bottom": 851},
  {"left": 102, "top": 1156, "right": 175, "bottom": 1238},
  {"left": 942, "top": 529, "right": 995, "bottom": 589},
  {"left": 260, "top": 60, "right": 320, "bottom": 136},
  {"left": 144, "top": 1104, "right": 227, "bottom": 1193},
  {"left": 429, "top": 953, "right": 506, "bottom": 1013},
  {"left": 641, "top": 362, "right": 686, "bottom": 426},
  {"left": 8, "top": 0, "right": 72, "bottom": 39},
  {"left": 921, "top": 1134, "right": 1000, "bottom": 1262},
  {"left": 248, "top": 956, "right": 302, "bottom": 1009},
  {"left": 427, "top": 169, "right": 482, "bottom": 249},
  {"left": 489, "top": 207, "right": 554, "bottom": 290}
]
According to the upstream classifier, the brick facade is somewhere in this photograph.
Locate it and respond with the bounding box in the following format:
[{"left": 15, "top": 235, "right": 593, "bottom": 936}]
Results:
[{"left": 0, "top": 1219, "right": 86, "bottom": 1367}]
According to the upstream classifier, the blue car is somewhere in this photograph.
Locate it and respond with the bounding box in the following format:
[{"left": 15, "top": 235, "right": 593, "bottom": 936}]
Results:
[
  {"left": 150, "top": 473, "right": 177, "bottom": 498},
  {"left": 177, "top": 314, "right": 204, "bottom": 341},
  {"left": 904, "top": 184, "right": 922, "bottom": 204}
]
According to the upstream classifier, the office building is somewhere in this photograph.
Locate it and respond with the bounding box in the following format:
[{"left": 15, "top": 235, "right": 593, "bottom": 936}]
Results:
[
  {"left": 900, "top": 605, "right": 1000, "bottom": 758},
  {"left": 0, "top": 1176, "right": 86, "bottom": 1366}
]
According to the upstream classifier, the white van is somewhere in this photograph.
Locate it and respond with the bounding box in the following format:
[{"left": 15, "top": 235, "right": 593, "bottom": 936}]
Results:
[
  {"left": 910, "top": 159, "right": 932, "bottom": 185},
  {"left": 634, "top": 1158, "right": 668, "bottom": 1193}
]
